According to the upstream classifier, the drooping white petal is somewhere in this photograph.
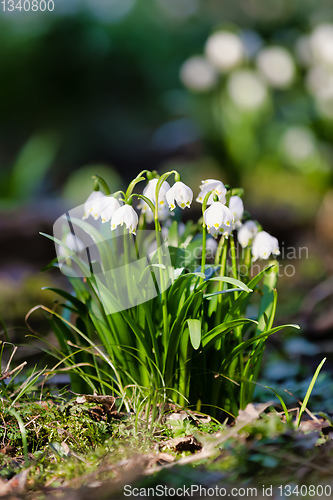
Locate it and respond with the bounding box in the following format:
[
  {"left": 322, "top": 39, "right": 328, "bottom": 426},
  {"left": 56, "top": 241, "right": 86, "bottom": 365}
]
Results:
[
  {"left": 237, "top": 221, "right": 258, "bottom": 248},
  {"left": 196, "top": 179, "right": 227, "bottom": 205},
  {"left": 138, "top": 178, "right": 171, "bottom": 220},
  {"left": 82, "top": 191, "right": 105, "bottom": 220},
  {"left": 252, "top": 231, "right": 280, "bottom": 261},
  {"left": 143, "top": 178, "right": 171, "bottom": 206},
  {"left": 166, "top": 181, "right": 193, "bottom": 210},
  {"left": 110, "top": 205, "right": 139, "bottom": 235},
  {"left": 204, "top": 201, "right": 234, "bottom": 238},
  {"left": 100, "top": 196, "right": 122, "bottom": 223}
]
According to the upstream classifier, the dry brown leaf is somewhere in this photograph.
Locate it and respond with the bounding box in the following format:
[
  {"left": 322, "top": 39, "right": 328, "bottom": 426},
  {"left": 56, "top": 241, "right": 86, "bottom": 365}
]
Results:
[
  {"left": 160, "top": 435, "right": 202, "bottom": 453},
  {"left": 0, "top": 468, "right": 30, "bottom": 497}
]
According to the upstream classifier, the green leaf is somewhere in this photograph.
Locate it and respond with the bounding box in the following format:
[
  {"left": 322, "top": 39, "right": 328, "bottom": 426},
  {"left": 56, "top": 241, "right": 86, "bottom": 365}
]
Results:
[
  {"left": 209, "top": 276, "right": 252, "bottom": 293},
  {"left": 256, "top": 260, "right": 278, "bottom": 335},
  {"left": 297, "top": 357, "right": 326, "bottom": 427},
  {"left": 42, "top": 287, "right": 87, "bottom": 314},
  {"left": 168, "top": 220, "right": 180, "bottom": 247},
  {"left": 202, "top": 319, "right": 258, "bottom": 348},
  {"left": 204, "top": 288, "right": 247, "bottom": 299},
  {"left": 265, "top": 386, "right": 292, "bottom": 423},
  {"left": 187, "top": 319, "right": 201, "bottom": 350}
]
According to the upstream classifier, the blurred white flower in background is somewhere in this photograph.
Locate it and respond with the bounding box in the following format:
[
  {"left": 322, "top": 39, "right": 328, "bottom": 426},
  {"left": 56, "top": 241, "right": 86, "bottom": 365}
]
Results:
[
  {"left": 280, "top": 126, "right": 316, "bottom": 164},
  {"left": 205, "top": 31, "right": 244, "bottom": 72},
  {"left": 227, "top": 69, "right": 268, "bottom": 110},
  {"left": 58, "top": 233, "right": 85, "bottom": 258},
  {"left": 196, "top": 179, "right": 227, "bottom": 205},
  {"left": 237, "top": 221, "right": 258, "bottom": 248},
  {"left": 180, "top": 56, "right": 218, "bottom": 92},
  {"left": 306, "top": 64, "right": 333, "bottom": 99},
  {"left": 162, "top": 221, "right": 186, "bottom": 240},
  {"left": 229, "top": 195, "right": 244, "bottom": 227},
  {"left": 309, "top": 24, "right": 333, "bottom": 67},
  {"left": 143, "top": 204, "right": 171, "bottom": 223},
  {"left": 256, "top": 46, "right": 295, "bottom": 88},
  {"left": 306, "top": 64, "right": 333, "bottom": 119},
  {"left": 252, "top": 231, "right": 280, "bottom": 261}
]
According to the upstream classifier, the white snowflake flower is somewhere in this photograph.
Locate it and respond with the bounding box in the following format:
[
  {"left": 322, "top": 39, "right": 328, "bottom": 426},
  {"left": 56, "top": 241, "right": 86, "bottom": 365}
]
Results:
[
  {"left": 110, "top": 205, "right": 139, "bottom": 235},
  {"left": 166, "top": 181, "right": 193, "bottom": 210},
  {"left": 196, "top": 179, "right": 227, "bottom": 205}
]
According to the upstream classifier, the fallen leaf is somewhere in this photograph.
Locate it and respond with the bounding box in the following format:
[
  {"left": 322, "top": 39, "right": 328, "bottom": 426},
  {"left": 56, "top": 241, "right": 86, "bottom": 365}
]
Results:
[{"left": 160, "top": 435, "right": 202, "bottom": 453}]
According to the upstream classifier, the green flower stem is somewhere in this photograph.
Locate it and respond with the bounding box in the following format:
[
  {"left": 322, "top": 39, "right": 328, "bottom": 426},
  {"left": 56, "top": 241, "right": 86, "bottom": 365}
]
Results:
[
  {"left": 154, "top": 170, "right": 179, "bottom": 222},
  {"left": 200, "top": 225, "right": 207, "bottom": 282},
  {"left": 215, "top": 237, "right": 227, "bottom": 328},
  {"left": 152, "top": 171, "right": 178, "bottom": 361},
  {"left": 215, "top": 234, "right": 225, "bottom": 266},
  {"left": 229, "top": 234, "right": 244, "bottom": 384},
  {"left": 244, "top": 246, "right": 252, "bottom": 279},
  {"left": 91, "top": 175, "right": 111, "bottom": 195},
  {"left": 154, "top": 216, "right": 169, "bottom": 360},
  {"left": 178, "top": 327, "right": 191, "bottom": 406},
  {"left": 229, "top": 234, "right": 239, "bottom": 289},
  {"left": 125, "top": 170, "right": 151, "bottom": 202}
]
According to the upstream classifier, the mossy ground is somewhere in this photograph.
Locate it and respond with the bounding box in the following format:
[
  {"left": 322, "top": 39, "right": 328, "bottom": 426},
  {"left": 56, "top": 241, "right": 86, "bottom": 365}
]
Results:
[{"left": 0, "top": 392, "right": 332, "bottom": 499}]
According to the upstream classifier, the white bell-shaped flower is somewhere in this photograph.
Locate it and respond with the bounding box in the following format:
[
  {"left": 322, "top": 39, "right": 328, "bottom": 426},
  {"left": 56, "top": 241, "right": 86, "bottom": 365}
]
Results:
[
  {"left": 204, "top": 201, "right": 234, "bottom": 238},
  {"left": 237, "top": 221, "right": 258, "bottom": 248},
  {"left": 142, "top": 178, "right": 171, "bottom": 207},
  {"left": 196, "top": 179, "right": 227, "bottom": 205},
  {"left": 166, "top": 181, "right": 193, "bottom": 210},
  {"left": 100, "top": 196, "right": 122, "bottom": 223},
  {"left": 229, "top": 196, "right": 244, "bottom": 227},
  {"left": 110, "top": 205, "right": 139, "bottom": 235},
  {"left": 252, "top": 231, "right": 280, "bottom": 261},
  {"left": 82, "top": 191, "right": 105, "bottom": 220},
  {"left": 139, "top": 178, "right": 171, "bottom": 220}
]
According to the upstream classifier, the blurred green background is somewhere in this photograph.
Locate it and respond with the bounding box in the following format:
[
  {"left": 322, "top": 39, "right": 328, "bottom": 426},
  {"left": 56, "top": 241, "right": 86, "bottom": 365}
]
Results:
[{"left": 1, "top": 0, "right": 333, "bottom": 398}]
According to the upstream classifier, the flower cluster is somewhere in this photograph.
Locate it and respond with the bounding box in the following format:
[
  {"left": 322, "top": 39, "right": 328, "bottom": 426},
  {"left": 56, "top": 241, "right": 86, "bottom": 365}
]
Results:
[{"left": 82, "top": 174, "right": 280, "bottom": 261}]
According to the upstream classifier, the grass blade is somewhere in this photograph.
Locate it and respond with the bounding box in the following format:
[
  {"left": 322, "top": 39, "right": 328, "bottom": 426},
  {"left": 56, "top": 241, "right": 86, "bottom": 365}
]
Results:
[{"left": 296, "top": 357, "right": 326, "bottom": 427}]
